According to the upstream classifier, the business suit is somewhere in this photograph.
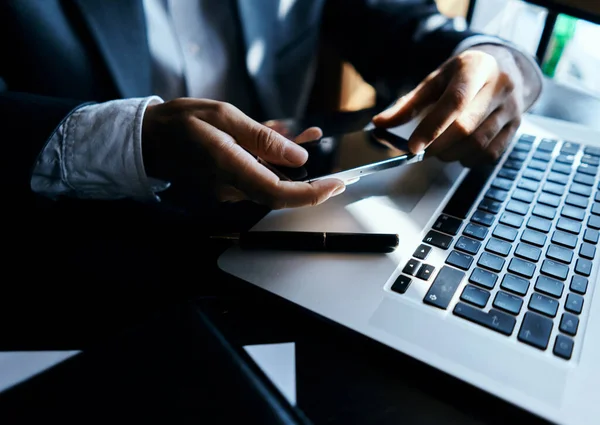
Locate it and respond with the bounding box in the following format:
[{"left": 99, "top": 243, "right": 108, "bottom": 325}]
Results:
[{"left": 0, "top": 0, "right": 477, "bottom": 343}]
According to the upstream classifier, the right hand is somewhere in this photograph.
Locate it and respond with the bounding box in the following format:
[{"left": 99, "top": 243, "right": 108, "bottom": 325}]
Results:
[{"left": 142, "top": 98, "right": 345, "bottom": 209}]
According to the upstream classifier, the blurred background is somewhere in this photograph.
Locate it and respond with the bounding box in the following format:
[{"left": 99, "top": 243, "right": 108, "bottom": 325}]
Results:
[{"left": 331, "top": 0, "right": 600, "bottom": 119}]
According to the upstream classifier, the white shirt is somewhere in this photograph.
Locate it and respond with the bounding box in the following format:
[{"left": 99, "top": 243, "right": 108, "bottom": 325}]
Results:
[{"left": 30, "top": 1, "right": 542, "bottom": 202}]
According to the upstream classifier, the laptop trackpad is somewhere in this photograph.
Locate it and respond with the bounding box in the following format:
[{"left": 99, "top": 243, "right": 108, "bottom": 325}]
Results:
[{"left": 253, "top": 157, "right": 463, "bottom": 235}]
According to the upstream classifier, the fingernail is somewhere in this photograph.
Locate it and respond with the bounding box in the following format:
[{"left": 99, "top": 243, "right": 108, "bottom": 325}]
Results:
[
  {"left": 410, "top": 141, "right": 426, "bottom": 154},
  {"left": 331, "top": 184, "right": 346, "bottom": 197},
  {"left": 284, "top": 144, "right": 308, "bottom": 164}
]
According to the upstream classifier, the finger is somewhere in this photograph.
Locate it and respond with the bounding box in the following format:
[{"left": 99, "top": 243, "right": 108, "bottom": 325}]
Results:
[
  {"left": 196, "top": 101, "right": 308, "bottom": 167},
  {"left": 188, "top": 118, "right": 345, "bottom": 209},
  {"left": 425, "top": 81, "right": 506, "bottom": 158},
  {"left": 294, "top": 127, "right": 322, "bottom": 144},
  {"left": 473, "top": 119, "right": 520, "bottom": 166},
  {"left": 437, "top": 107, "right": 511, "bottom": 164},
  {"left": 372, "top": 68, "right": 447, "bottom": 128},
  {"left": 408, "top": 55, "right": 498, "bottom": 154}
]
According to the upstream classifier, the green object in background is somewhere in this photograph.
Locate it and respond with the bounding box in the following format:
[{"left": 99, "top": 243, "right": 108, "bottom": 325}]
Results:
[{"left": 541, "top": 14, "right": 578, "bottom": 78}]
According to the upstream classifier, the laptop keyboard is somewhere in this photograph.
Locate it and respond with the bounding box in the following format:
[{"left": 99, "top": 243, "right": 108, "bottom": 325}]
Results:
[{"left": 391, "top": 134, "right": 599, "bottom": 361}]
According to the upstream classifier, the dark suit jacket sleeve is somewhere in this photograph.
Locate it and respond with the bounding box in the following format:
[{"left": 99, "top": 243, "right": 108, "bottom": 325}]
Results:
[
  {"left": 321, "top": 0, "right": 478, "bottom": 94},
  {"left": 0, "top": 86, "right": 89, "bottom": 199}
]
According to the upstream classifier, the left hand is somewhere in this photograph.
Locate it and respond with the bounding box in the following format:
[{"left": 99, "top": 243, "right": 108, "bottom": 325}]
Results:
[{"left": 373, "top": 45, "right": 527, "bottom": 167}]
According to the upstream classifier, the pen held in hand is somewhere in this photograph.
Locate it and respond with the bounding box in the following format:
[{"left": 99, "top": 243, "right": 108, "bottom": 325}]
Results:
[{"left": 211, "top": 231, "right": 399, "bottom": 253}]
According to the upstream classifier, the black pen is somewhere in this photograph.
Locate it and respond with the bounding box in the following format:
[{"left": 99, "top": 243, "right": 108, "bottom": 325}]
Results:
[{"left": 211, "top": 231, "right": 399, "bottom": 253}]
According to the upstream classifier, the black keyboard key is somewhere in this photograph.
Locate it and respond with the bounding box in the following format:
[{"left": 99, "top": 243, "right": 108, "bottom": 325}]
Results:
[
  {"left": 527, "top": 216, "right": 552, "bottom": 233},
  {"left": 403, "top": 259, "right": 421, "bottom": 276},
  {"left": 497, "top": 168, "right": 519, "bottom": 180},
  {"left": 556, "top": 217, "right": 582, "bottom": 235},
  {"left": 565, "top": 293, "right": 584, "bottom": 314},
  {"left": 453, "top": 303, "right": 516, "bottom": 336},
  {"left": 529, "top": 293, "right": 559, "bottom": 317},
  {"left": 463, "top": 223, "right": 488, "bottom": 240},
  {"left": 432, "top": 214, "right": 463, "bottom": 235},
  {"left": 518, "top": 312, "right": 553, "bottom": 350},
  {"left": 580, "top": 243, "right": 596, "bottom": 260},
  {"left": 561, "top": 142, "right": 580, "bottom": 155},
  {"left": 546, "top": 244, "right": 573, "bottom": 264},
  {"left": 492, "top": 224, "right": 518, "bottom": 242},
  {"left": 443, "top": 166, "right": 496, "bottom": 219},
  {"left": 413, "top": 244, "right": 432, "bottom": 260},
  {"left": 416, "top": 264, "right": 435, "bottom": 281},
  {"left": 469, "top": 268, "right": 497, "bottom": 289},
  {"left": 515, "top": 243, "right": 541, "bottom": 262},
  {"left": 504, "top": 160, "right": 524, "bottom": 171},
  {"left": 551, "top": 230, "right": 577, "bottom": 248},
  {"left": 517, "top": 179, "right": 539, "bottom": 192},
  {"left": 541, "top": 259, "right": 569, "bottom": 280},
  {"left": 584, "top": 145, "right": 600, "bottom": 157},
  {"left": 538, "top": 192, "right": 561, "bottom": 208},
  {"left": 575, "top": 258, "right": 592, "bottom": 276},
  {"left": 521, "top": 229, "right": 547, "bottom": 247},
  {"left": 508, "top": 257, "right": 536, "bottom": 278},
  {"left": 491, "top": 177, "right": 513, "bottom": 191},
  {"left": 499, "top": 212, "right": 524, "bottom": 228},
  {"left": 577, "top": 163, "right": 598, "bottom": 176},
  {"left": 391, "top": 275, "right": 411, "bottom": 294},
  {"left": 514, "top": 142, "right": 532, "bottom": 153},
  {"left": 471, "top": 210, "right": 495, "bottom": 227},
  {"left": 522, "top": 168, "right": 544, "bottom": 182},
  {"left": 535, "top": 275, "right": 564, "bottom": 298},
  {"left": 538, "top": 139, "right": 557, "bottom": 152},
  {"left": 562, "top": 205, "right": 586, "bottom": 221},
  {"left": 533, "top": 151, "right": 552, "bottom": 162},
  {"left": 565, "top": 193, "right": 588, "bottom": 209},
  {"left": 460, "top": 284, "right": 490, "bottom": 308},
  {"left": 589, "top": 215, "right": 600, "bottom": 230},
  {"left": 592, "top": 203, "right": 600, "bottom": 215},
  {"left": 509, "top": 150, "right": 529, "bottom": 161},
  {"left": 542, "top": 182, "right": 565, "bottom": 196},
  {"left": 485, "top": 188, "right": 509, "bottom": 203},
  {"left": 512, "top": 189, "right": 535, "bottom": 203},
  {"left": 554, "top": 335, "right": 574, "bottom": 360},
  {"left": 478, "top": 198, "right": 502, "bottom": 214},
  {"left": 573, "top": 173, "right": 595, "bottom": 186},
  {"left": 570, "top": 275, "right": 588, "bottom": 294},
  {"left": 501, "top": 273, "right": 530, "bottom": 295},
  {"left": 551, "top": 163, "right": 572, "bottom": 175},
  {"left": 455, "top": 236, "right": 481, "bottom": 255},
  {"left": 559, "top": 313, "right": 579, "bottom": 336},
  {"left": 555, "top": 154, "right": 575, "bottom": 165},
  {"left": 446, "top": 251, "right": 473, "bottom": 270},
  {"left": 519, "top": 134, "right": 536, "bottom": 144},
  {"left": 505, "top": 200, "right": 529, "bottom": 216},
  {"left": 423, "top": 266, "right": 465, "bottom": 309},
  {"left": 477, "top": 252, "right": 505, "bottom": 273},
  {"left": 493, "top": 291, "right": 523, "bottom": 315},
  {"left": 570, "top": 183, "right": 592, "bottom": 197},
  {"left": 546, "top": 172, "right": 569, "bottom": 186},
  {"left": 581, "top": 154, "right": 600, "bottom": 166},
  {"left": 423, "top": 230, "right": 453, "bottom": 250},
  {"left": 583, "top": 228, "right": 599, "bottom": 244},
  {"left": 532, "top": 204, "right": 556, "bottom": 220},
  {"left": 528, "top": 159, "right": 547, "bottom": 171},
  {"left": 485, "top": 238, "right": 512, "bottom": 256}
]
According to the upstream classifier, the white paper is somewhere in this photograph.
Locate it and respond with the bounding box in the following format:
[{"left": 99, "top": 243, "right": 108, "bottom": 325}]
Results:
[{"left": 243, "top": 342, "right": 296, "bottom": 406}]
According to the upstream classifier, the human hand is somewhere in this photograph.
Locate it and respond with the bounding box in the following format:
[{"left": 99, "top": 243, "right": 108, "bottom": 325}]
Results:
[
  {"left": 373, "top": 45, "right": 527, "bottom": 167},
  {"left": 142, "top": 99, "right": 345, "bottom": 209}
]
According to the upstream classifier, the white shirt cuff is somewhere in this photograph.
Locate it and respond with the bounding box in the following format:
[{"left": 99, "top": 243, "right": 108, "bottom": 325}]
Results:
[
  {"left": 31, "top": 96, "right": 170, "bottom": 202},
  {"left": 452, "top": 35, "right": 544, "bottom": 112}
]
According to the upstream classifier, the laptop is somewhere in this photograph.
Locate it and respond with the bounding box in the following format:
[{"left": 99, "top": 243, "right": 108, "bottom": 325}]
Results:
[{"left": 218, "top": 113, "right": 600, "bottom": 425}]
